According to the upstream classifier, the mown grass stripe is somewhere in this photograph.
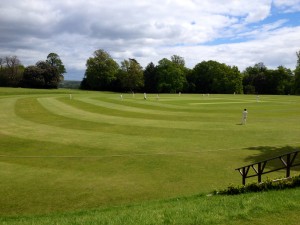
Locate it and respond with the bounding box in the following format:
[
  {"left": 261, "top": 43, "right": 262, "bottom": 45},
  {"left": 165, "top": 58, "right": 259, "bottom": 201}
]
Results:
[
  {"left": 37, "top": 97, "right": 215, "bottom": 129},
  {"left": 0, "top": 98, "right": 178, "bottom": 152},
  {"left": 76, "top": 96, "right": 199, "bottom": 116}
]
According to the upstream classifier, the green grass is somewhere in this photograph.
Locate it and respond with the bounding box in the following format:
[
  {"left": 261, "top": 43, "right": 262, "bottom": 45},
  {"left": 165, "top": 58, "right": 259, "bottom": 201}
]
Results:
[
  {"left": 0, "top": 88, "right": 300, "bottom": 224},
  {"left": 1, "top": 189, "right": 300, "bottom": 225}
]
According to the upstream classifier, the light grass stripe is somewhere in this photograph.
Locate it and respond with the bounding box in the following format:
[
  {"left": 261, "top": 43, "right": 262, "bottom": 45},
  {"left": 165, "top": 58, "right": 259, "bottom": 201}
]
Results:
[
  {"left": 37, "top": 97, "right": 213, "bottom": 130},
  {"left": 112, "top": 94, "right": 258, "bottom": 109},
  {"left": 108, "top": 95, "right": 193, "bottom": 110},
  {"left": 75, "top": 97, "right": 199, "bottom": 116},
  {"left": 0, "top": 97, "right": 173, "bottom": 150}
]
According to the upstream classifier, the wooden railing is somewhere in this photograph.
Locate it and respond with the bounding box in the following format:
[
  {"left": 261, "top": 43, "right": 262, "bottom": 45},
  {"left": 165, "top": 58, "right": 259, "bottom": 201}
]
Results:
[{"left": 236, "top": 150, "right": 300, "bottom": 185}]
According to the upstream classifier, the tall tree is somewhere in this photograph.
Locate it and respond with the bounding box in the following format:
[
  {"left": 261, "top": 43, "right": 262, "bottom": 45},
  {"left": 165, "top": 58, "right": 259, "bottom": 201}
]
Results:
[
  {"left": 243, "top": 63, "right": 293, "bottom": 94},
  {"left": 242, "top": 62, "right": 268, "bottom": 94},
  {"left": 156, "top": 58, "right": 187, "bottom": 93},
  {"left": 22, "top": 66, "right": 45, "bottom": 88},
  {"left": 294, "top": 50, "right": 300, "bottom": 94},
  {"left": 83, "top": 49, "right": 119, "bottom": 90},
  {"left": 171, "top": 55, "right": 185, "bottom": 67},
  {"left": 272, "top": 66, "right": 293, "bottom": 94},
  {"left": 117, "top": 58, "right": 144, "bottom": 92},
  {"left": 36, "top": 61, "right": 60, "bottom": 88},
  {"left": 192, "top": 60, "right": 242, "bottom": 94},
  {"left": 144, "top": 62, "right": 158, "bottom": 93},
  {"left": 22, "top": 61, "right": 60, "bottom": 89},
  {"left": 46, "top": 53, "right": 66, "bottom": 81},
  {"left": 226, "top": 66, "right": 243, "bottom": 94}
]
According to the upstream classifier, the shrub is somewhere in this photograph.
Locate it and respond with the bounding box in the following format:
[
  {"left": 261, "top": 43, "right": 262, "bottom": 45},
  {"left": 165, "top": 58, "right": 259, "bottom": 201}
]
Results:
[{"left": 216, "top": 175, "right": 300, "bottom": 195}]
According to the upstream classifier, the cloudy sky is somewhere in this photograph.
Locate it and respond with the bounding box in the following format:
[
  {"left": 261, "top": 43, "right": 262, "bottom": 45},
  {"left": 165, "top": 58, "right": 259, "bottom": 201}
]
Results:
[{"left": 1, "top": 0, "right": 300, "bottom": 80}]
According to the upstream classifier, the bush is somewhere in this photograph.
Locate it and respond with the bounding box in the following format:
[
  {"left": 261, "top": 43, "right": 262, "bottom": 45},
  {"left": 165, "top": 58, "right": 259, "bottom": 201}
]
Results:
[{"left": 216, "top": 175, "right": 300, "bottom": 195}]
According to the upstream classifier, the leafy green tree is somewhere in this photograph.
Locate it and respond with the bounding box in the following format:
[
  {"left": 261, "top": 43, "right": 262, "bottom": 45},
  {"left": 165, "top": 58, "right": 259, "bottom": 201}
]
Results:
[
  {"left": 271, "top": 66, "right": 293, "bottom": 94},
  {"left": 36, "top": 61, "right": 60, "bottom": 88},
  {"left": 295, "top": 68, "right": 300, "bottom": 94},
  {"left": 144, "top": 62, "right": 158, "bottom": 93},
  {"left": 22, "top": 66, "right": 45, "bottom": 88},
  {"left": 117, "top": 58, "right": 144, "bottom": 92},
  {"left": 294, "top": 51, "right": 300, "bottom": 94},
  {"left": 84, "top": 49, "right": 119, "bottom": 90},
  {"left": 171, "top": 55, "right": 185, "bottom": 67},
  {"left": 225, "top": 66, "right": 243, "bottom": 94},
  {"left": 191, "top": 60, "right": 242, "bottom": 93},
  {"left": 46, "top": 53, "right": 66, "bottom": 81},
  {"left": 242, "top": 63, "right": 268, "bottom": 94},
  {"left": 243, "top": 63, "right": 293, "bottom": 94},
  {"left": 156, "top": 57, "right": 187, "bottom": 93},
  {"left": 185, "top": 69, "right": 196, "bottom": 93},
  {"left": 190, "top": 61, "right": 213, "bottom": 93},
  {"left": 171, "top": 55, "right": 190, "bottom": 92},
  {"left": 22, "top": 61, "right": 60, "bottom": 89}
]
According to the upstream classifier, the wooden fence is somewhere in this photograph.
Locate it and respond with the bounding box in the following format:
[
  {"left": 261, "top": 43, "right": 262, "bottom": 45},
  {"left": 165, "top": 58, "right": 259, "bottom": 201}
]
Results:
[{"left": 236, "top": 150, "right": 300, "bottom": 185}]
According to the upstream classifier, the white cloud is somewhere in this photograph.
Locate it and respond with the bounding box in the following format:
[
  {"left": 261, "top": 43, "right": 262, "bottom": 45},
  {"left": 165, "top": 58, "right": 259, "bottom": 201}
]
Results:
[
  {"left": 161, "top": 25, "right": 300, "bottom": 71},
  {"left": 0, "top": 0, "right": 299, "bottom": 80},
  {"left": 273, "top": 0, "right": 300, "bottom": 12}
]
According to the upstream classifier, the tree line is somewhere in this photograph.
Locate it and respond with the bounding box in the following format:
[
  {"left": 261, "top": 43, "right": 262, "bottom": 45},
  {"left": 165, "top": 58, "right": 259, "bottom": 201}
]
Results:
[
  {"left": 81, "top": 49, "right": 300, "bottom": 95},
  {"left": 1, "top": 49, "right": 300, "bottom": 94},
  {"left": 0, "top": 53, "right": 66, "bottom": 89}
]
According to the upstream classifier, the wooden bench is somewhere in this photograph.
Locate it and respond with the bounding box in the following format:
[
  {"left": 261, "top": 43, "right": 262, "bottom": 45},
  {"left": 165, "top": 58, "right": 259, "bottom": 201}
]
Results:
[{"left": 236, "top": 150, "right": 300, "bottom": 185}]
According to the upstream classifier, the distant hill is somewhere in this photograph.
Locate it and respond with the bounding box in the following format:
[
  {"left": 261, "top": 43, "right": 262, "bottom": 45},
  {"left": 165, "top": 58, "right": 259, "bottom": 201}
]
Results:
[{"left": 58, "top": 80, "right": 81, "bottom": 89}]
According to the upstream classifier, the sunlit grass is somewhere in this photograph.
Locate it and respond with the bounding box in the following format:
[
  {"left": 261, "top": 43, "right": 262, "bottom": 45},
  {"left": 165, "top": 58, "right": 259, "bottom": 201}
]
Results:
[
  {"left": 1, "top": 188, "right": 300, "bottom": 225},
  {"left": 0, "top": 88, "right": 300, "bottom": 223}
]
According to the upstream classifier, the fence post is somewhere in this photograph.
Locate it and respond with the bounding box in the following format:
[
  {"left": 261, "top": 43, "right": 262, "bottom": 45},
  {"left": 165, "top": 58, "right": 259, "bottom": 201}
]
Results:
[
  {"left": 258, "top": 162, "right": 262, "bottom": 183},
  {"left": 286, "top": 153, "right": 291, "bottom": 178},
  {"left": 242, "top": 167, "right": 246, "bottom": 185}
]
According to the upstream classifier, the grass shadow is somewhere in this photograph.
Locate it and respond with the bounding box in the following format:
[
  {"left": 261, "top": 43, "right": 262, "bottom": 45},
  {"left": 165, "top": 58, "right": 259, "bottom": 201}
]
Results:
[{"left": 243, "top": 145, "right": 300, "bottom": 172}]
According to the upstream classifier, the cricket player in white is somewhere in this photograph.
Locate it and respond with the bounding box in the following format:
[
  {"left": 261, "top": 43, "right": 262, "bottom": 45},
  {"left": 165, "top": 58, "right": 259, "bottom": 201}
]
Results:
[{"left": 242, "top": 109, "right": 248, "bottom": 125}]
